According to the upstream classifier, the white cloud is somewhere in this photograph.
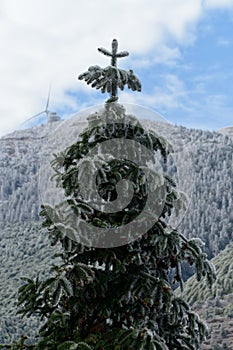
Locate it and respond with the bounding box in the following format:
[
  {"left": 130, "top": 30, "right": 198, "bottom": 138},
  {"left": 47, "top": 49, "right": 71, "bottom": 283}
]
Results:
[
  {"left": 217, "top": 37, "right": 231, "bottom": 46},
  {"left": 121, "top": 70, "right": 233, "bottom": 131},
  {"left": 120, "top": 73, "right": 190, "bottom": 114},
  {"left": 204, "top": 0, "right": 233, "bottom": 9},
  {"left": 0, "top": 0, "right": 231, "bottom": 135},
  {"left": 132, "top": 45, "right": 182, "bottom": 68},
  {"left": 0, "top": 0, "right": 205, "bottom": 136}
]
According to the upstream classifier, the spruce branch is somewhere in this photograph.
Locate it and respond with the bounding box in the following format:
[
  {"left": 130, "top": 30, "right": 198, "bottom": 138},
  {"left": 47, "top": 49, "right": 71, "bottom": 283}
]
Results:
[{"left": 78, "top": 39, "right": 141, "bottom": 102}]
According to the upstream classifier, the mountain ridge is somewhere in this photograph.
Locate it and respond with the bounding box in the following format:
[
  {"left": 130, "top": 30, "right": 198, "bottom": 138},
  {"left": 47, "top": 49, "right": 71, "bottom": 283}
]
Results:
[
  {"left": 1, "top": 118, "right": 232, "bottom": 257},
  {"left": 1, "top": 116, "right": 233, "bottom": 346}
]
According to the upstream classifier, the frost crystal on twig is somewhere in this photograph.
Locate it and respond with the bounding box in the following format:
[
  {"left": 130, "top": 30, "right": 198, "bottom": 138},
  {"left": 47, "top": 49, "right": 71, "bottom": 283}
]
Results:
[{"left": 78, "top": 39, "right": 142, "bottom": 103}]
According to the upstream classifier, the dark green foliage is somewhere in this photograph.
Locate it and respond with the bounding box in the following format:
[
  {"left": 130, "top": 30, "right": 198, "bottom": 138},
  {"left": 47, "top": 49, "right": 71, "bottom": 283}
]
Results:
[
  {"left": 0, "top": 222, "right": 62, "bottom": 344},
  {"left": 1, "top": 122, "right": 233, "bottom": 260},
  {"left": 1, "top": 40, "right": 216, "bottom": 349},
  {"left": 177, "top": 243, "right": 233, "bottom": 349},
  {"left": 7, "top": 103, "right": 216, "bottom": 350},
  {"left": 78, "top": 39, "right": 141, "bottom": 102},
  {"left": 178, "top": 242, "right": 233, "bottom": 306}
]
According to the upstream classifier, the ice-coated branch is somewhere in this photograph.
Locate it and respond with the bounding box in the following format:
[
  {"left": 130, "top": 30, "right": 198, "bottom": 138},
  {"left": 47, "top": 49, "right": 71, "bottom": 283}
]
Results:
[{"left": 78, "top": 39, "right": 142, "bottom": 103}]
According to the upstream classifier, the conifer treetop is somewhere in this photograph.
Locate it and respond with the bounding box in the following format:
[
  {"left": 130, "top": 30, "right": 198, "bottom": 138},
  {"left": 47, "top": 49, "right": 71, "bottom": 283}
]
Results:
[
  {"left": 78, "top": 39, "right": 142, "bottom": 103},
  {"left": 98, "top": 38, "right": 129, "bottom": 67}
]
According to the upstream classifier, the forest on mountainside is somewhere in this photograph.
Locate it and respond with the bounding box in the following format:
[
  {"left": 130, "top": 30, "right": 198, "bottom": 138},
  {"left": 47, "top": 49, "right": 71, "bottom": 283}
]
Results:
[
  {"left": 1, "top": 120, "right": 233, "bottom": 346},
  {"left": 179, "top": 243, "right": 233, "bottom": 349},
  {"left": 1, "top": 121, "right": 232, "bottom": 259}
]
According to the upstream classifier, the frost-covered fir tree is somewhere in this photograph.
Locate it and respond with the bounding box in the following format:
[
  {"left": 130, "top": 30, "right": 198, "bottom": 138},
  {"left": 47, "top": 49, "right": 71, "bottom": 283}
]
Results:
[{"left": 6, "top": 39, "right": 215, "bottom": 350}]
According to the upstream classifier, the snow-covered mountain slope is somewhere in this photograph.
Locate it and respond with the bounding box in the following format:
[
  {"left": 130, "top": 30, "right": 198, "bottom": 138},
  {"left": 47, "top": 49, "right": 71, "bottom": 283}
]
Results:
[
  {"left": 1, "top": 117, "right": 232, "bottom": 258},
  {"left": 1, "top": 112, "right": 233, "bottom": 344},
  {"left": 178, "top": 243, "right": 233, "bottom": 350},
  {"left": 218, "top": 126, "right": 233, "bottom": 138}
]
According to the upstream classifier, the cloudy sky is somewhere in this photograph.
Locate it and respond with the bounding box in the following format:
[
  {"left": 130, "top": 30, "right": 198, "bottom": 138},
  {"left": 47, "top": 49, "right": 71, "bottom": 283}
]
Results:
[{"left": 0, "top": 0, "right": 233, "bottom": 136}]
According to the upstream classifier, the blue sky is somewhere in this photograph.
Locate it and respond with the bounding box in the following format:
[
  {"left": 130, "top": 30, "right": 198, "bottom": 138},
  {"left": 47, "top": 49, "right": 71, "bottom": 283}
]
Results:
[{"left": 0, "top": 0, "right": 233, "bottom": 135}]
